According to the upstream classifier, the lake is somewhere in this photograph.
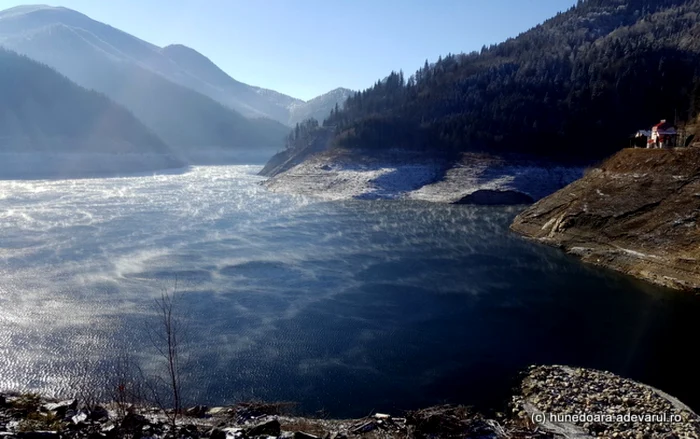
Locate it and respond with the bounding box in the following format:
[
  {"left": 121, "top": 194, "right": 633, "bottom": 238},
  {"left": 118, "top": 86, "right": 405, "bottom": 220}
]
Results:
[{"left": 1, "top": 165, "right": 699, "bottom": 417}]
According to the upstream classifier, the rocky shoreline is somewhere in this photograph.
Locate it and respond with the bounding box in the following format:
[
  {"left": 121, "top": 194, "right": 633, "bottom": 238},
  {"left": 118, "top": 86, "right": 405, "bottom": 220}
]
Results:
[
  {"left": 511, "top": 148, "right": 700, "bottom": 292},
  {"left": 2, "top": 365, "right": 698, "bottom": 439},
  {"left": 262, "top": 148, "right": 582, "bottom": 204}
]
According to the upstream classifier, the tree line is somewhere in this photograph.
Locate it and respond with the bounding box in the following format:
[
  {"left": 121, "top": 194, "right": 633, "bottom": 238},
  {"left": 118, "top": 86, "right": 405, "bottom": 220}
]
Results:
[{"left": 322, "top": 0, "right": 700, "bottom": 161}]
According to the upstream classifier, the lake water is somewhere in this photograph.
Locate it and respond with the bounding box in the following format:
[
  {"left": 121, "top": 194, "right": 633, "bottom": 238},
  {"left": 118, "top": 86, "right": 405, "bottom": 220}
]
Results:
[{"left": 1, "top": 165, "right": 699, "bottom": 417}]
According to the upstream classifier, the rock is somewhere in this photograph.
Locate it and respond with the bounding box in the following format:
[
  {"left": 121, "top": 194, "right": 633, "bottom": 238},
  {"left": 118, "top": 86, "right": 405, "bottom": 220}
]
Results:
[
  {"left": 207, "top": 407, "right": 228, "bottom": 416},
  {"left": 293, "top": 433, "right": 318, "bottom": 439},
  {"left": 350, "top": 421, "right": 377, "bottom": 434},
  {"left": 223, "top": 427, "right": 244, "bottom": 438},
  {"left": 71, "top": 411, "right": 88, "bottom": 425},
  {"left": 43, "top": 399, "right": 77, "bottom": 418},
  {"left": 17, "top": 433, "right": 60, "bottom": 439},
  {"left": 186, "top": 405, "right": 209, "bottom": 418},
  {"left": 179, "top": 424, "right": 200, "bottom": 438},
  {"left": 89, "top": 406, "right": 109, "bottom": 422},
  {"left": 374, "top": 413, "right": 390, "bottom": 420},
  {"left": 247, "top": 420, "right": 281, "bottom": 437},
  {"left": 120, "top": 413, "right": 149, "bottom": 431},
  {"left": 454, "top": 189, "right": 534, "bottom": 205}
]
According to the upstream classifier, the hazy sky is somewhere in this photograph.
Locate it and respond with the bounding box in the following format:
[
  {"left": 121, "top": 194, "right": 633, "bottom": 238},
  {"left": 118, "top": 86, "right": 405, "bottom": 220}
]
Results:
[{"left": 0, "top": 0, "right": 577, "bottom": 100}]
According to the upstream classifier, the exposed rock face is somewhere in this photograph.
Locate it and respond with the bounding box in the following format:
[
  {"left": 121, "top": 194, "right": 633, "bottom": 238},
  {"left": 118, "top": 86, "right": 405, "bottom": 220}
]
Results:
[{"left": 511, "top": 148, "right": 700, "bottom": 291}]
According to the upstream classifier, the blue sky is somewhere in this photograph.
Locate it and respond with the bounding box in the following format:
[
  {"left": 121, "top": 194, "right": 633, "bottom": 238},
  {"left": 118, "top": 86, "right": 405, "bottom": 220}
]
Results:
[{"left": 0, "top": 0, "right": 577, "bottom": 100}]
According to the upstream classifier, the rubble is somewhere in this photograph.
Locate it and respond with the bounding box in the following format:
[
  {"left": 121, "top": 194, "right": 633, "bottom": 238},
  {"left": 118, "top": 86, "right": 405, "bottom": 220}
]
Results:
[{"left": 1, "top": 365, "right": 697, "bottom": 439}]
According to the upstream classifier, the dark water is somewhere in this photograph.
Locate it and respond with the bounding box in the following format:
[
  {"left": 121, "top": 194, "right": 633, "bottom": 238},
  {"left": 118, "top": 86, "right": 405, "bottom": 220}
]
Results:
[{"left": 1, "top": 165, "right": 699, "bottom": 417}]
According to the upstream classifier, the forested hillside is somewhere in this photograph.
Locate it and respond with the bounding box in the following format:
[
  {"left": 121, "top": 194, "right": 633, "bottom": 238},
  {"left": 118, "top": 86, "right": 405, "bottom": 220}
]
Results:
[
  {"left": 323, "top": 0, "right": 700, "bottom": 160},
  {"left": 0, "top": 48, "right": 168, "bottom": 153}
]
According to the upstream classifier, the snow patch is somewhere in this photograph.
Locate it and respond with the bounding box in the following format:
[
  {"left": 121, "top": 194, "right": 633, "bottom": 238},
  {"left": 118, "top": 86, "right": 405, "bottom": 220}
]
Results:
[{"left": 264, "top": 151, "right": 583, "bottom": 204}]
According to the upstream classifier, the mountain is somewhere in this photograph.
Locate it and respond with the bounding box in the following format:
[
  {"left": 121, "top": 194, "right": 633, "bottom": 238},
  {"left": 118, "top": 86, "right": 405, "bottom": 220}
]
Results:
[
  {"left": 261, "top": 0, "right": 700, "bottom": 201},
  {"left": 288, "top": 88, "right": 354, "bottom": 126},
  {"left": 152, "top": 44, "right": 352, "bottom": 126},
  {"left": 0, "top": 5, "right": 289, "bottom": 159},
  {"left": 318, "top": 0, "right": 700, "bottom": 160},
  {"left": 0, "top": 48, "right": 181, "bottom": 177},
  {"left": 159, "top": 43, "right": 303, "bottom": 122},
  {"left": 0, "top": 4, "right": 350, "bottom": 133}
]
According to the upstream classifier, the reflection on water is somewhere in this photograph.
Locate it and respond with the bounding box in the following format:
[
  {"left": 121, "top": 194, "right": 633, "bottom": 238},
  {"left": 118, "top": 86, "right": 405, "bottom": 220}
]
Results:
[{"left": 0, "top": 165, "right": 699, "bottom": 417}]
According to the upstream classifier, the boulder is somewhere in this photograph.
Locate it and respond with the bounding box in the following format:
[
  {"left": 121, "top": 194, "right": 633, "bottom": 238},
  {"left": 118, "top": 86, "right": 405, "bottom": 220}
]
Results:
[
  {"left": 185, "top": 405, "right": 209, "bottom": 418},
  {"left": 43, "top": 400, "right": 77, "bottom": 418},
  {"left": 71, "top": 411, "right": 88, "bottom": 425},
  {"left": 89, "top": 406, "right": 109, "bottom": 422},
  {"left": 120, "top": 413, "right": 149, "bottom": 431},
  {"left": 246, "top": 419, "right": 281, "bottom": 437}
]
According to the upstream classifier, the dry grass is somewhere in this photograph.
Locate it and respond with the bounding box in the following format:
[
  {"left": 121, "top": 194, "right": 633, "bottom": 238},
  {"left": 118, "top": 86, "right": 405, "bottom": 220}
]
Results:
[{"left": 19, "top": 411, "right": 63, "bottom": 432}]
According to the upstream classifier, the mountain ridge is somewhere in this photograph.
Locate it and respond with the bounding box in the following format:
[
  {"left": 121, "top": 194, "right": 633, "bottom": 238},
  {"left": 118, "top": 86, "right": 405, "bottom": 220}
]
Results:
[
  {"left": 0, "top": 48, "right": 182, "bottom": 177},
  {"left": 0, "top": 5, "right": 292, "bottom": 158},
  {"left": 0, "top": 4, "right": 350, "bottom": 128}
]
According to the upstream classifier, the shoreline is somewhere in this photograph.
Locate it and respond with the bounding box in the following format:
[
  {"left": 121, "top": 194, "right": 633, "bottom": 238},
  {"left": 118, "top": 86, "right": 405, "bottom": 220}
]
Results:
[
  {"left": 2, "top": 365, "right": 698, "bottom": 439},
  {"left": 263, "top": 149, "right": 583, "bottom": 205},
  {"left": 511, "top": 148, "right": 700, "bottom": 292}
]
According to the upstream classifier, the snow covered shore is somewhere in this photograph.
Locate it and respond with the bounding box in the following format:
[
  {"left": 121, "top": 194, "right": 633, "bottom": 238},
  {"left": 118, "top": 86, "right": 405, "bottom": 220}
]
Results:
[{"left": 263, "top": 149, "right": 583, "bottom": 204}]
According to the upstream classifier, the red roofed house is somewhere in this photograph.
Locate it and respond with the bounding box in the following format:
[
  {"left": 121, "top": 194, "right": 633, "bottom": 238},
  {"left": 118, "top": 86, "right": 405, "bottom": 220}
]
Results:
[{"left": 647, "top": 119, "right": 678, "bottom": 148}]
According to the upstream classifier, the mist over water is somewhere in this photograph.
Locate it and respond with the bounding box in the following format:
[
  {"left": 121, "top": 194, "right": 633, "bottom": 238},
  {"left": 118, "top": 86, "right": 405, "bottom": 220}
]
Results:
[{"left": 1, "top": 165, "right": 699, "bottom": 417}]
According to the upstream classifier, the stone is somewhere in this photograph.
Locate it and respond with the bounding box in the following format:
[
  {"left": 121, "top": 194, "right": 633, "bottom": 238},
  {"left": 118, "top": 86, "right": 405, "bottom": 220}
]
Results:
[
  {"left": 43, "top": 400, "right": 77, "bottom": 418},
  {"left": 209, "top": 428, "right": 226, "bottom": 439},
  {"left": 247, "top": 420, "right": 281, "bottom": 437},
  {"left": 71, "top": 411, "right": 88, "bottom": 424},
  {"left": 120, "top": 413, "right": 149, "bottom": 431},
  {"left": 186, "top": 405, "right": 209, "bottom": 418},
  {"left": 224, "top": 427, "right": 244, "bottom": 439},
  {"left": 350, "top": 421, "right": 376, "bottom": 434},
  {"left": 89, "top": 405, "right": 109, "bottom": 422},
  {"left": 17, "top": 433, "right": 60, "bottom": 439}
]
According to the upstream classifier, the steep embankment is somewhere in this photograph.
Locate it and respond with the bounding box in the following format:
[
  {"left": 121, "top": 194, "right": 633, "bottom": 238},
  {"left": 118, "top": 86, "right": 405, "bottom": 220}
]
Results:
[{"left": 511, "top": 148, "right": 700, "bottom": 291}]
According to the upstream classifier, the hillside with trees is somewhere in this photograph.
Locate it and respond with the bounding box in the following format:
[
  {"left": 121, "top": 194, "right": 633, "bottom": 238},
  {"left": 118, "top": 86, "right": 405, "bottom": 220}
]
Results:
[
  {"left": 0, "top": 48, "right": 169, "bottom": 154},
  {"left": 320, "top": 0, "right": 700, "bottom": 161}
]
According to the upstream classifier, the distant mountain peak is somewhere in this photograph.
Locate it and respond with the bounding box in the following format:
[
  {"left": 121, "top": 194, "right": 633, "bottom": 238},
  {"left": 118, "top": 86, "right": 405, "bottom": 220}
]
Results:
[
  {"left": 0, "top": 3, "right": 351, "bottom": 127},
  {"left": 0, "top": 4, "right": 83, "bottom": 18}
]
